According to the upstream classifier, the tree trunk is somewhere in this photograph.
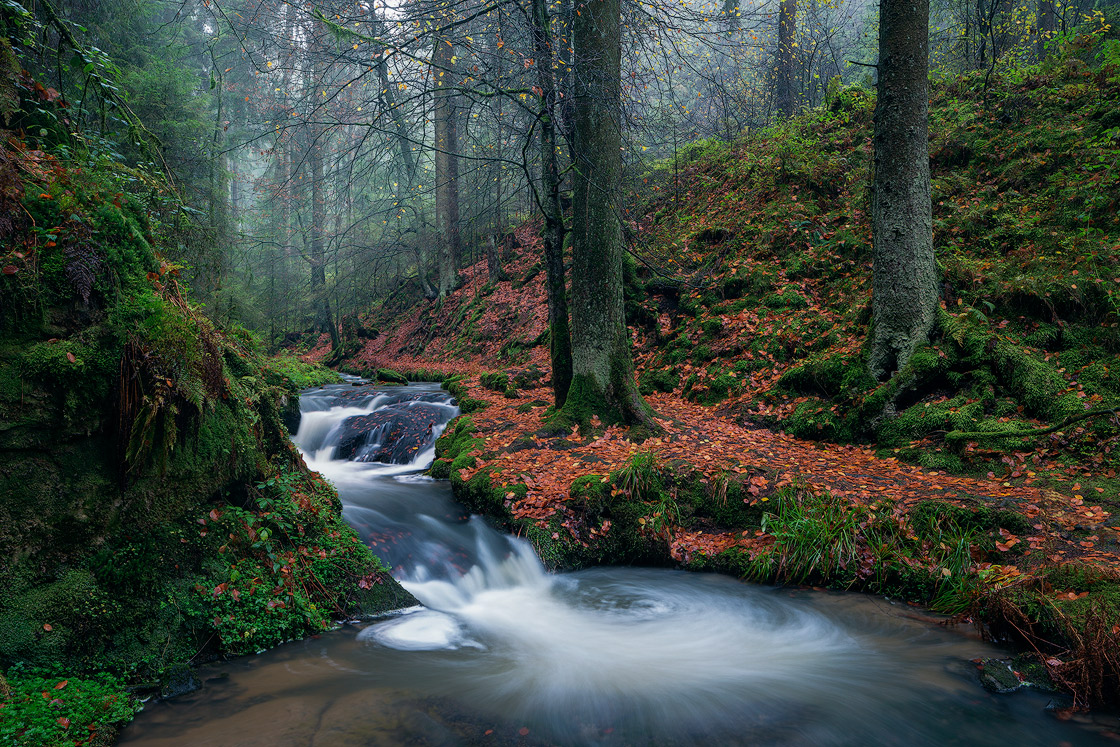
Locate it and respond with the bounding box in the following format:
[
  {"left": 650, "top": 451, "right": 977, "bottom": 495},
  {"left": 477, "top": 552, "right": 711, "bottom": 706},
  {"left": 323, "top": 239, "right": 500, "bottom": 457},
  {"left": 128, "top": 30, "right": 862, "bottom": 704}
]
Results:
[
  {"left": 309, "top": 123, "right": 338, "bottom": 349},
  {"left": 432, "top": 32, "right": 461, "bottom": 298},
  {"left": 1036, "top": 0, "right": 1055, "bottom": 59},
  {"left": 566, "top": 0, "right": 649, "bottom": 425},
  {"left": 868, "top": 0, "right": 938, "bottom": 381},
  {"left": 775, "top": 0, "right": 798, "bottom": 118},
  {"left": 531, "top": 0, "right": 573, "bottom": 407}
]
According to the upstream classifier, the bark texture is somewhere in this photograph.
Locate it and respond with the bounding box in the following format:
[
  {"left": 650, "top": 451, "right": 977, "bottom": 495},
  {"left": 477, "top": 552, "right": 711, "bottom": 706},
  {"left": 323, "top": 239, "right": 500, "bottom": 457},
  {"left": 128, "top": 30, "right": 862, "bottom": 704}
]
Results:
[
  {"left": 775, "top": 0, "right": 798, "bottom": 118},
  {"left": 567, "top": 0, "right": 648, "bottom": 424},
  {"left": 869, "top": 0, "right": 938, "bottom": 381},
  {"left": 432, "top": 33, "right": 461, "bottom": 298},
  {"left": 531, "top": 0, "right": 573, "bottom": 407}
]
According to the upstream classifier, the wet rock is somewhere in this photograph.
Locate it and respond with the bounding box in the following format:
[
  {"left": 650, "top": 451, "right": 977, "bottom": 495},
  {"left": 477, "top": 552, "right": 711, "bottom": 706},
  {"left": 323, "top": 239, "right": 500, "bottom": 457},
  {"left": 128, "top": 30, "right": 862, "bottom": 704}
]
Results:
[
  {"left": 978, "top": 658, "right": 1023, "bottom": 693},
  {"left": 335, "top": 402, "right": 449, "bottom": 463},
  {"left": 279, "top": 394, "right": 301, "bottom": 434},
  {"left": 160, "top": 663, "right": 201, "bottom": 699}
]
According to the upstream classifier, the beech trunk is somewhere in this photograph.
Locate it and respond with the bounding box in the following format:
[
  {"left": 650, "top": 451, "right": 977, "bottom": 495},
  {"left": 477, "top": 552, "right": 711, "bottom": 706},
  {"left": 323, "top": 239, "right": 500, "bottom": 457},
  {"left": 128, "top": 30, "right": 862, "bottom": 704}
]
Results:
[{"left": 566, "top": 0, "right": 649, "bottom": 425}]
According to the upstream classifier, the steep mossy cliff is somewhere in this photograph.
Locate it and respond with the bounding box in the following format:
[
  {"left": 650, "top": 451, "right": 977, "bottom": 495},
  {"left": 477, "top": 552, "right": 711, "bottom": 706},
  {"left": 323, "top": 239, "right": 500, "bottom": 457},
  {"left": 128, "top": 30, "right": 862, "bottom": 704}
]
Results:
[{"left": 0, "top": 145, "right": 413, "bottom": 729}]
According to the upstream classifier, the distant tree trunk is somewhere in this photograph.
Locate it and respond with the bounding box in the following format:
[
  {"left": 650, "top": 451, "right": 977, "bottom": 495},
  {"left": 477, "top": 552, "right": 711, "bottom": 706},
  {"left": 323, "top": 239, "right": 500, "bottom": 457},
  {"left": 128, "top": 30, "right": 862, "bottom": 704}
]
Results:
[
  {"left": 486, "top": 235, "right": 501, "bottom": 283},
  {"left": 1036, "top": 0, "right": 1055, "bottom": 59},
  {"left": 869, "top": 0, "right": 937, "bottom": 381},
  {"left": 566, "top": 0, "right": 650, "bottom": 425},
  {"left": 309, "top": 124, "right": 338, "bottom": 349},
  {"left": 531, "top": 0, "right": 573, "bottom": 407},
  {"left": 775, "top": 0, "right": 798, "bottom": 118},
  {"left": 432, "top": 32, "right": 461, "bottom": 298},
  {"left": 373, "top": 23, "right": 437, "bottom": 301}
]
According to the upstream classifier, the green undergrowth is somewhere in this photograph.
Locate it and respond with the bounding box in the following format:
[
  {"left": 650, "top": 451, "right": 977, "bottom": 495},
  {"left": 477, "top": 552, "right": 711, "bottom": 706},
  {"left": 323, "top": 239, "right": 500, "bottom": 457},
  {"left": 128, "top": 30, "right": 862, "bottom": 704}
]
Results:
[
  {"left": 0, "top": 142, "right": 413, "bottom": 738},
  {"left": 266, "top": 353, "right": 341, "bottom": 390},
  {"left": 632, "top": 34, "right": 1120, "bottom": 477},
  {"left": 0, "top": 667, "right": 139, "bottom": 747}
]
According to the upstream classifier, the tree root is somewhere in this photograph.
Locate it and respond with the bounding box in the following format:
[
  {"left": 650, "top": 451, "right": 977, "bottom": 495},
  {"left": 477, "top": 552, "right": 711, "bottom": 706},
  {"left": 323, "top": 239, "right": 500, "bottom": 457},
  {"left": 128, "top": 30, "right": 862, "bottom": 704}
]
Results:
[{"left": 944, "top": 406, "right": 1120, "bottom": 443}]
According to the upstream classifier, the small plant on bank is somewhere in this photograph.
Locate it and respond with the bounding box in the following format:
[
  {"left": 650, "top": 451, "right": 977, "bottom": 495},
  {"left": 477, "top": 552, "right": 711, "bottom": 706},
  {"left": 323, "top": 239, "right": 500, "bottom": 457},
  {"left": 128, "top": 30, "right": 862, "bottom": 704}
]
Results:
[{"left": 0, "top": 667, "right": 139, "bottom": 746}]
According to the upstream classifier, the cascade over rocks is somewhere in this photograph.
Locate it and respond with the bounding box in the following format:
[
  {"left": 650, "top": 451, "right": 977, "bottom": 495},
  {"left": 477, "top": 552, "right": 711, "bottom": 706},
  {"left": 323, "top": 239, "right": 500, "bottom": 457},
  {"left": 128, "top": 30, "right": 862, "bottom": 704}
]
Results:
[{"left": 335, "top": 401, "right": 451, "bottom": 463}]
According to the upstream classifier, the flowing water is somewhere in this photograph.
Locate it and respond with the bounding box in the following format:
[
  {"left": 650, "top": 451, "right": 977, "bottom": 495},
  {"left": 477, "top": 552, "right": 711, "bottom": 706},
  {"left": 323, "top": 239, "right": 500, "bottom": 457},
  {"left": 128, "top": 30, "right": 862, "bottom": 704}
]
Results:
[{"left": 120, "top": 379, "right": 1119, "bottom": 746}]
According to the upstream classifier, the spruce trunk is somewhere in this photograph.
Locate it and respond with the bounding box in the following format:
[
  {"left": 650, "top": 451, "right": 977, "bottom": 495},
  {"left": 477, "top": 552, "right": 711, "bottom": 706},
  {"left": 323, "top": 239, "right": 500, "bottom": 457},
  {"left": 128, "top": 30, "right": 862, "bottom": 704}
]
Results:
[
  {"left": 531, "top": 0, "right": 573, "bottom": 407},
  {"left": 433, "top": 33, "right": 461, "bottom": 298},
  {"left": 869, "top": 0, "right": 937, "bottom": 381},
  {"left": 775, "top": 0, "right": 798, "bottom": 118}
]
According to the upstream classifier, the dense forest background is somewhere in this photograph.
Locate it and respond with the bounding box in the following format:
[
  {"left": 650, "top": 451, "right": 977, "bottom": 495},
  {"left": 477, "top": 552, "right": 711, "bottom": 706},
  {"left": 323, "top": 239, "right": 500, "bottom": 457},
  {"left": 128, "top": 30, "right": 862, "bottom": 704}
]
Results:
[{"left": 6, "top": 0, "right": 1111, "bottom": 348}]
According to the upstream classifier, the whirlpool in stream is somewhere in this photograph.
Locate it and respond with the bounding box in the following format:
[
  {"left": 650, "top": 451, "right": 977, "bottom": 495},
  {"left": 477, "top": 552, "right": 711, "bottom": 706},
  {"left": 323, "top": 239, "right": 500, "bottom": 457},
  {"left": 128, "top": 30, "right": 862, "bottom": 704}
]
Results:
[{"left": 119, "top": 378, "right": 1118, "bottom": 746}]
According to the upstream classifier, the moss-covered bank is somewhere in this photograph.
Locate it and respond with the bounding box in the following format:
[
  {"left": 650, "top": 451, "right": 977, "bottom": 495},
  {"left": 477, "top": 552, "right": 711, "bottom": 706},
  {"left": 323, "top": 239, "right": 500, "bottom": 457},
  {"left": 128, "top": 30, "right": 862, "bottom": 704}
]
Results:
[{"left": 0, "top": 150, "right": 412, "bottom": 743}]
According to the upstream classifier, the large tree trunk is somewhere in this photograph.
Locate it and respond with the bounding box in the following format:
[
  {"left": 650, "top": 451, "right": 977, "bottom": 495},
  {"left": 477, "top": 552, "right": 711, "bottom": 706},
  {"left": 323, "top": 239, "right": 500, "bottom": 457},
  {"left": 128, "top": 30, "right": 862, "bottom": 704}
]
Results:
[
  {"left": 566, "top": 0, "right": 649, "bottom": 425},
  {"left": 432, "top": 32, "right": 461, "bottom": 298},
  {"left": 530, "top": 0, "right": 573, "bottom": 407},
  {"left": 868, "top": 0, "right": 937, "bottom": 381},
  {"left": 775, "top": 0, "right": 798, "bottom": 118}
]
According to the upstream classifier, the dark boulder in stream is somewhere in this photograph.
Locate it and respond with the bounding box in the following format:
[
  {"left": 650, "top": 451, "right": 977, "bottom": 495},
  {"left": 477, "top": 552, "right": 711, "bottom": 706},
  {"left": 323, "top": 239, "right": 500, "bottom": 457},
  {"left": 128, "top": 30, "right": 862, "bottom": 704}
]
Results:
[{"left": 335, "top": 402, "right": 448, "bottom": 463}]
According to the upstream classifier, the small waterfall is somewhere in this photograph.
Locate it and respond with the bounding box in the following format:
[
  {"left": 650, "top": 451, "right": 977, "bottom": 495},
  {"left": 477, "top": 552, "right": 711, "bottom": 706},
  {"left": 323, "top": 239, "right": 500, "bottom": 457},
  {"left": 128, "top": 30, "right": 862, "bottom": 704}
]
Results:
[
  {"left": 293, "top": 379, "right": 550, "bottom": 600},
  {"left": 293, "top": 379, "right": 870, "bottom": 731}
]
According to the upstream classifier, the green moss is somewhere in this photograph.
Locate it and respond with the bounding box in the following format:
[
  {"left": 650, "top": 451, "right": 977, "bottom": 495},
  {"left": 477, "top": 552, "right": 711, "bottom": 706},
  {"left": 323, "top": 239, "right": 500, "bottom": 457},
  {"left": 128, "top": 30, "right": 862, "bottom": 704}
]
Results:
[
  {"left": 375, "top": 368, "right": 408, "bottom": 384},
  {"left": 479, "top": 371, "right": 518, "bottom": 397},
  {"left": 909, "top": 500, "right": 1031, "bottom": 539},
  {"left": 0, "top": 166, "right": 414, "bottom": 701},
  {"left": 763, "top": 288, "right": 809, "bottom": 309},
  {"left": 442, "top": 378, "right": 487, "bottom": 413},
  {"left": 638, "top": 368, "right": 679, "bottom": 395}
]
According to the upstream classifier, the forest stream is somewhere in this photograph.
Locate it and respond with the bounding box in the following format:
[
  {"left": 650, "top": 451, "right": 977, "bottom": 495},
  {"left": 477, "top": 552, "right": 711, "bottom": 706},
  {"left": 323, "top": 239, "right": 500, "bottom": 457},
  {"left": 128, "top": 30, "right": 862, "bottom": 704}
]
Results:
[{"left": 118, "top": 379, "right": 1118, "bottom": 746}]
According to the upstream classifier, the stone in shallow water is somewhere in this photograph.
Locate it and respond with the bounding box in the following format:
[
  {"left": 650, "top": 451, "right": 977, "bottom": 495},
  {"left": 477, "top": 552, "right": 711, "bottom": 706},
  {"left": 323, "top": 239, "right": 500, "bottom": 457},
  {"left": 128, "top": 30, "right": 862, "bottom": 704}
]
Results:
[
  {"left": 159, "top": 663, "right": 201, "bottom": 699},
  {"left": 978, "top": 658, "right": 1023, "bottom": 693},
  {"left": 334, "top": 402, "right": 449, "bottom": 463}
]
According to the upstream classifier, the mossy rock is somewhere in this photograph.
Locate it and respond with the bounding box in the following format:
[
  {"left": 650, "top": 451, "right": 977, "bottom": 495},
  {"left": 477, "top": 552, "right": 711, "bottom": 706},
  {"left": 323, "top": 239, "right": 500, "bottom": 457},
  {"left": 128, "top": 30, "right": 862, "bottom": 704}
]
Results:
[
  {"left": 0, "top": 171, "right": 414, "bottom": 688},
  {"left": 376, "top": 368, "right": 408, "bottom": 385}
]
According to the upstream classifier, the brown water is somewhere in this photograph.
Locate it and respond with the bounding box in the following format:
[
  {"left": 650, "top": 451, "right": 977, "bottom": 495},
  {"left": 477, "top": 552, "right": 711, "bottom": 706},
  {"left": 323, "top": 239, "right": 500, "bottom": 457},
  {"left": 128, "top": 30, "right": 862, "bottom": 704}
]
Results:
[{"left": 118, "top": 381, "right": 1119, "bottom": 746}]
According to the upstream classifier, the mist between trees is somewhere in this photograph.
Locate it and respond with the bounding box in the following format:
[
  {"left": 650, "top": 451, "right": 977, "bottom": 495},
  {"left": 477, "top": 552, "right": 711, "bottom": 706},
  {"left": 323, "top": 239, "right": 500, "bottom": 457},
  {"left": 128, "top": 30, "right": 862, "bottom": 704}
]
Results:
[{"left": 4, "top": 0, "right": 1101, "bottom": 358}]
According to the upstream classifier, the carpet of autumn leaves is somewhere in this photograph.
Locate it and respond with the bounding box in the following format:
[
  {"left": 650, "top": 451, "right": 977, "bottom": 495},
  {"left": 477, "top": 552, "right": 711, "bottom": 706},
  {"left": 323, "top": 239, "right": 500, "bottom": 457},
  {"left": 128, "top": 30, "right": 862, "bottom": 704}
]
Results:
[{"left": 443, "top": 374, "right": 1119, "bottom": 577}]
